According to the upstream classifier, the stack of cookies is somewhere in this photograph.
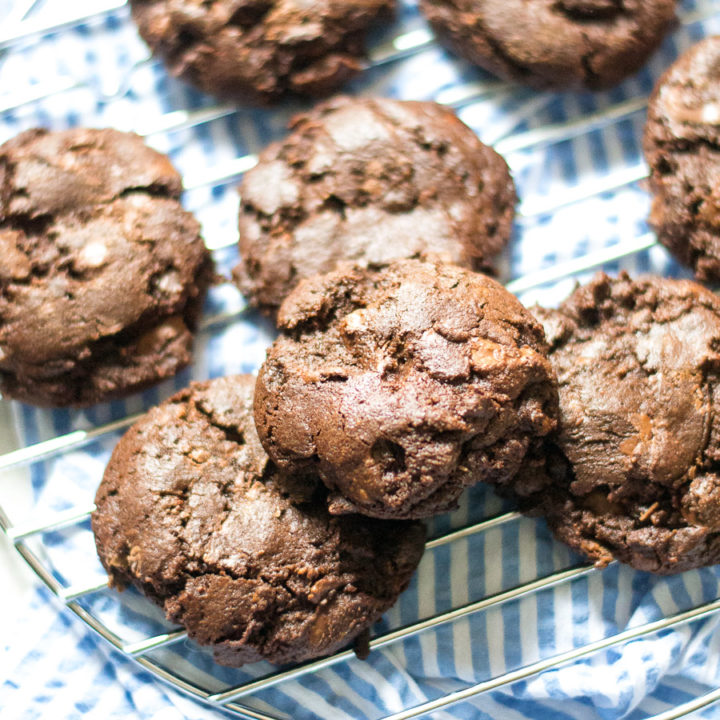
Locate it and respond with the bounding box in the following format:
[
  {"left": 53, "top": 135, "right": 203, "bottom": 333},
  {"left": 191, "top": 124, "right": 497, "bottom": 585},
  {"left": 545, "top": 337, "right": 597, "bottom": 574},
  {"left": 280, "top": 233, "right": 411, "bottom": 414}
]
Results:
[
  {"left": 93, "top": 374, "right": 426, "bottom": 667},
  {"left": 91, "top": 95, "right": 553, "bottom": 668}
]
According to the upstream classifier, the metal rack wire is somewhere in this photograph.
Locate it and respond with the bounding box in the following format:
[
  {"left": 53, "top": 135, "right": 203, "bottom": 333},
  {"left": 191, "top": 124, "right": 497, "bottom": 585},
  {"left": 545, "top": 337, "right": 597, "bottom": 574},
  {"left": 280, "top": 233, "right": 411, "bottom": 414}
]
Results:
[{"left": 2, "top": 2, "right": 720, "bottom": 719}]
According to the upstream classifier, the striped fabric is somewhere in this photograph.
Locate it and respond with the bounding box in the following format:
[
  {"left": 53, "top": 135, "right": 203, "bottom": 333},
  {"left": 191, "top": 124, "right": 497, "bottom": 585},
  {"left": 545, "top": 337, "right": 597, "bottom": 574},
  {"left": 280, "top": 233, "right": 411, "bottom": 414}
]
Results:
[{"left": 2, "top": 1, "right": 720, "bottom": 718}]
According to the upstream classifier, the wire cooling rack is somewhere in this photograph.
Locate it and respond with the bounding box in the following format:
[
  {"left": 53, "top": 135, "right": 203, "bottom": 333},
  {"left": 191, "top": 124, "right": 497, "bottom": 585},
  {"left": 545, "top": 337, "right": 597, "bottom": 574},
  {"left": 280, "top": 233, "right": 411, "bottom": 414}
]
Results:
[{"left": 3, "top": 1, "right": 720, "bottom": 719}]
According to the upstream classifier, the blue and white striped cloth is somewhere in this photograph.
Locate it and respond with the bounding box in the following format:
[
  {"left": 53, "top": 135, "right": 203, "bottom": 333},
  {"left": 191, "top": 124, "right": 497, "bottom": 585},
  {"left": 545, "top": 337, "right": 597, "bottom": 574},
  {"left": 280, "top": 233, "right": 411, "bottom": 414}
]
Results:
[{"left": 2, "top": 1, "right": 720, "bottom": 718}]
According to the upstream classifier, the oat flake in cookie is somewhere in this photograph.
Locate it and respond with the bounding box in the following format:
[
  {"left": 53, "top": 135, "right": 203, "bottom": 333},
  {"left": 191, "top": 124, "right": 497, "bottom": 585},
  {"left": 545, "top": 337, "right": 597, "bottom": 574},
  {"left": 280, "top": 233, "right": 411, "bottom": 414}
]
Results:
[
  {"left": 129, "top": 0, "right": 394, "bottom": 104},
  {"left": 0, "top": 128, "right": 212, "bottom": 407},
  {"left": 92, "top": 375, "right": 425, "bottom": 667},
  {"left": 419, "top": 0, "right": 677, "bottom": 91},
  {"left": 233, "top": 96, "right": 516, "bottom": 315},
  {"left": 526, "top": 273, "right": 720, "bottom": 574},
  {"left": 644, "top": 36, "right": 720, "bottom": 282},
  {"left": 254, "top": 258, "right": 558, "bottom": 520}
]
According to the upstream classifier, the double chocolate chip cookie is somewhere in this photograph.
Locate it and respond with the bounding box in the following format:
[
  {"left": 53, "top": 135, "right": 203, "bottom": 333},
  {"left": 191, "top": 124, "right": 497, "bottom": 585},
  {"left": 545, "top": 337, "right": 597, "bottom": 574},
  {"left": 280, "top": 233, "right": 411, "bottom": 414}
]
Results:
[
  {"left": 0, "top": 128, "right": 212, "bottom": 407},
  {"left": 645, "top": 36, "right": 720, "bottom": 282},
  {"left": 233, "top": 96, "right": 516, "bottom": 315},
  {"left": 420, "top": 0, "right": 678, "bottom": 91},
  {"left": 93, "top": 375, "right": 425, "bottom": 667},
  {"left": 254, "top": 258, "right": 558, "bottom": 520},
  {"left": 525, "top": 273, "right": 720, "bottom": 574},
  {"left": 129, "top": 0, "right": 395, "bottom": 104}
]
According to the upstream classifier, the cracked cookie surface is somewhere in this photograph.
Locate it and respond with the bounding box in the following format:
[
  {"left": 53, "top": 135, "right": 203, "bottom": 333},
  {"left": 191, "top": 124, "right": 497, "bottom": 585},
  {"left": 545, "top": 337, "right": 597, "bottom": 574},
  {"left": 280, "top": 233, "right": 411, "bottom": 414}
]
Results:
[
  {"left": 0, "top": 127, "right": 212, "bottom": 407},
  {"left": 92, "top": 375, "right": 425, "bottom": 667},
  {"left": 644, "top": 36, "right": 720, "bottom": 282},
  {"left": 233, "top": 96, "right": 516, "bottom": 316},
  {"left": 129, "top": 0, "right": 394, "bottom": 104},
  {"left": 254, "top": 258, "right": 558, "bottom": 519},
  {"left": 523, "top": 273, "right": 720, "bottom": 574},
  {"left": 419, "top": 0, "right": 677, "bottom": 91}
]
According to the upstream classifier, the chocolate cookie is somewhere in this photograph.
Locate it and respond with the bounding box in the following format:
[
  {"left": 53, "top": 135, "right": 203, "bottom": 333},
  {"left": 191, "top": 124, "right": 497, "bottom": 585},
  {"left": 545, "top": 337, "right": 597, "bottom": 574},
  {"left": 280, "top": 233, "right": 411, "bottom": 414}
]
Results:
[
  {"left": 419, "top": 0, "right": 677, "bottom": 91},
  {"left": 92, "top": 375, "right": 425, "bottom": 667},
  {"left": 524, "top": 273, "right": 720, "bottom": 574},
  {"left": 644, "top": 36, "right": 720, "bottom": 282},
  {"left": 254, "top": 258, "right": 558, "bottom": 520},
  {"left": 129, "top": 0, "right": 394, "bottom": 104},
  {"left": 233, "top": 96, "right": 516, "bottom": 315},
  {"left": 0, "top": 128, "right": 212, "bottom": 407}
]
